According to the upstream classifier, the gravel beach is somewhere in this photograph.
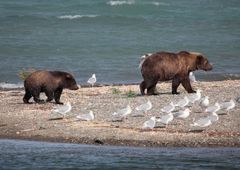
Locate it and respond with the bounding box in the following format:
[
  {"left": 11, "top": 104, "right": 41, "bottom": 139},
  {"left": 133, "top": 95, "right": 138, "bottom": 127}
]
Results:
[{"left": 0, "top": 80, "right": 240, "bottom": 147}]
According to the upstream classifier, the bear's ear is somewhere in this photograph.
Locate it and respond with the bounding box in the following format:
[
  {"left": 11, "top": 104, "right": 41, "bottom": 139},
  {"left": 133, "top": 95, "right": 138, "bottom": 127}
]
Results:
[
  {"left": 196, "top": 55, "right": 204, "bottom": 65},
  {"left": 66, "top": 74, "right": 72, "bottom": 79}
]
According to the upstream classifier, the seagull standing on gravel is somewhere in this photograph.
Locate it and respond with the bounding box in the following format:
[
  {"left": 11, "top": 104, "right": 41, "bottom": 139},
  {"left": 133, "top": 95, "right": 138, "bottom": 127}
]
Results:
[
  {"left": 189, "top": 72, "right": 197, "bottom": 83},
  {"left": 219, "top": 100, "right": 236, "bottom": 114},
  {"left": 76, "top": 110, "right": 94, "bottom": 121},
  {"left": 190, "top": 117, "right": 212, "bottom": 128},
  {"left": 161, "top": 102, "right": 175, "bottom": 113},
  {"left": 205, "top": 102, "right": 220, "bottom": 114},
  {"left": 173, "top": 108, "right": 191, "bottom": 119},
  {"left": 139, "top": 53, "right": 152, "bottom": 69},
  {"left": 87, "top": 74, "right": 96, "bottom": 87},
  {"left": 188, "top": 89, "right": 202, "bottom": 104},
  {"left": 156, "top": 113, "right": 174, "bottom": 126},
  {"left": 135, "top": 100, "right": 152, "bottom": 114},
  {"left": 53, "top": 102, "right": 72, "bottom": 117},
  {"left": 200, "top": 96, "right": 209, "bottom": 108},
  {"left": 175, "top": 96, "right": 189, "bottom": 108},
  {"left": 207, "top": 112, "right": 219, "bottom": 122},
  {"left": 142, "top": 116, "right": 156, "bottom": 129},
  {"left": 113, "top": 105, "right": 132, "bottom": 120}
]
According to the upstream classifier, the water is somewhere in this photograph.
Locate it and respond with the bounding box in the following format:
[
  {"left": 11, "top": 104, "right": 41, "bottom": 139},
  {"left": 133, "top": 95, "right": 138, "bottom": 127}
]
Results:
[
  {"left": 0, "top": 140, "right": 239, "bottom": 169},
  {"left": 0, "top": 0, "right": 240, "bottom": 86}
]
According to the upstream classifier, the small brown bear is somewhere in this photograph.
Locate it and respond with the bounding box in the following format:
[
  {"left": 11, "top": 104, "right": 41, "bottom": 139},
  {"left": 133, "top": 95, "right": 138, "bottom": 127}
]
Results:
[
  {"left": 140, "top": 51, "right": 213, "bottom": 95},
  {"left": 23, "top": 70, "right": 79, "bottom": 104}
]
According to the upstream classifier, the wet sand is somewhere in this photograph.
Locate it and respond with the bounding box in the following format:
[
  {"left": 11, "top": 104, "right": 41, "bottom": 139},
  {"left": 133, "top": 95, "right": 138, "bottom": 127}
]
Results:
[{"left": 0, "top": 80, "right": 240, "bottom": 147}]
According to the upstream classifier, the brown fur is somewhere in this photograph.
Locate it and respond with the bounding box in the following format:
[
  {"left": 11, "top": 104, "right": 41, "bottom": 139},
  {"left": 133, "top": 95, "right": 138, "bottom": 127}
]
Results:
[
  {"left": 140, "top": 51, "right": 213, "bottom": 95},
  {"left": 23, "top": 70, "right": 79, "bottom": 104}
]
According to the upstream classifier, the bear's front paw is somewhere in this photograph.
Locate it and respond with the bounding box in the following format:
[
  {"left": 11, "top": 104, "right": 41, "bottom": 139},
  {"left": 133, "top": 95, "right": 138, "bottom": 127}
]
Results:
[
  {"left": 172, "top": 91, "right": 180, "bottom": 95},
  {"left": 56, "top": 102, "right": 64, "bottom": 105}
]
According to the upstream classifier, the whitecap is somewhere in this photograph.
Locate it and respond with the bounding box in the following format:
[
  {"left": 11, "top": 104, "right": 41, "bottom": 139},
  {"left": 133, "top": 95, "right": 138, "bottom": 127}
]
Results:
[
  {"left": 58, "top": 15, "right": 98, "bottom": 20},
  {"left": 150, "top": 2, "right": 169, "bottom": 6},
  {"left": 107, "top": 0, "right": 135, "bottom": 6},
  {"left": 0, "top": 82, "right": 24, "bottom": 89}
]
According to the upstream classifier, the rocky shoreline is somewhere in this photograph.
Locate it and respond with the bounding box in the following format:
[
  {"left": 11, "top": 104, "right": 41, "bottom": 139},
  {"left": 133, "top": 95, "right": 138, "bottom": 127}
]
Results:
[{"left": 0, "top": 80, "right": 240, "bottom": 147}]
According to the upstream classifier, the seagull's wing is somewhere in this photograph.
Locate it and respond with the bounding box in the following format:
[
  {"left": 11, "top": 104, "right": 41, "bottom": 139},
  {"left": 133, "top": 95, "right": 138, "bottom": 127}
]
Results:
[
  {"left": 53, "top": 104, "right": 71, "bottom": 114},
  {"left": 135, "top": 104, "right": 145, "bottom": 111},
  {"left": 143, "top": 119, "right": 154, "bottom": 128},
  {"left": 195, "top": 117, "right": 211, "bottom": 127},
  {"left": 77, "top": 113, "right": 91, "bottom": 121},
  {"left": 159, "top": 114, "right": 171, "bottom": 124}
]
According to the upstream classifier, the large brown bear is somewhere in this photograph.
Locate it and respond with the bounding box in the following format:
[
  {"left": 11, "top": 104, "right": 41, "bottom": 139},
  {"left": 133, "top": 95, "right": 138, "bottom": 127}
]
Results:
[
  {"left": 140, "top": 51, "right": 213, "bottom": 95},
  {"left": 23, "top": 70, "right": 79, "bottom": 104}
]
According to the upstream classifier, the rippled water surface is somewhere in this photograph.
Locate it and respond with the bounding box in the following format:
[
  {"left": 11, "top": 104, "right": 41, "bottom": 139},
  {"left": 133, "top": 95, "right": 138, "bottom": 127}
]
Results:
[
  {"left": 0, "top": 139, "right": 240, "bottom": 169},
  {"left": 0, "top": 0, "right": 240, "bottom": 85}
]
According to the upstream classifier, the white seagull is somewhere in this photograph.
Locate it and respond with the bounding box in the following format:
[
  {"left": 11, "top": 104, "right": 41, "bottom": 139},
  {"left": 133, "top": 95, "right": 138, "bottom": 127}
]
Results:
[
  {"left": 174, "top": 108, "right": 191, "bottom": 119},
  {"left": 207, "top": 112, "right": 219, "bottom": 122},
  {"left": 53, "top": 102, "right": 72, "bottom": 117},
  {"left": 190, "top": 117, "right": 212, "bottom": 128},
  {"left": 135, "top": 100, "right": 152, "bottom": 114},
  {"left": 156, "top": 113, "right": 174, "bottom": 125},
  {"left": 200, "top": 96, "right": 209, "bottom": 108},
  {"left": 139, "top": 53, "right": 152, "bottom": 68},
  {"left": 113, "top": 105, "right": 132, "bottom": 119},
  {"left": 175, "top": 96, "right": 189, "bottom": 108},
  {"left": 219, "top": 100, "right": 235, "bottom": 113},
  {"left": 142, "top": 117, "right": 156, "bottom": 129},
  {"left": 189, "top": 72, "right": 197, "bottom": 83},
  {"left": 76, "top": 110, "right": 94, "bottom": 121},
  {"left": 188, "top": 89, "right": 202, "bottom": 104},
  {"left": 205, "top": 102, "right": 220, "bottom": 114},
  {"left": 87, "top": 74, "right": 96, "bottom": 87},
  {"left": 161, "top": 102, "right": 175, "bottom": 113}
]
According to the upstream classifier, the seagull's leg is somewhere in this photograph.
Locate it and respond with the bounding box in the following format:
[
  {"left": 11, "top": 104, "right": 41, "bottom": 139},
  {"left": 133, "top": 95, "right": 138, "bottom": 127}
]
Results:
[
  {"left": 178, "top": 120, "right": 184, "bottom": 125},
  {"left": 120, "top": 117, "right": 126, "bottom": 122},
  {"left": 226, "top": 110, "right": 229, "bottom": 115}
]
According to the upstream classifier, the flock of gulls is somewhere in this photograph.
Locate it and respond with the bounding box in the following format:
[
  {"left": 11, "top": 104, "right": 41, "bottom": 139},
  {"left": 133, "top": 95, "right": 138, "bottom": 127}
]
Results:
[{"left": 51, "top": 72, "right": 237, "bottom": 132}]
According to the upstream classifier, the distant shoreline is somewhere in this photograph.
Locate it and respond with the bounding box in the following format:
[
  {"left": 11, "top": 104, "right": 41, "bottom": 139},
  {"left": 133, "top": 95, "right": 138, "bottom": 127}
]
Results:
[{"left": 0, "top": 80, "right": 240, "bottom": 147}]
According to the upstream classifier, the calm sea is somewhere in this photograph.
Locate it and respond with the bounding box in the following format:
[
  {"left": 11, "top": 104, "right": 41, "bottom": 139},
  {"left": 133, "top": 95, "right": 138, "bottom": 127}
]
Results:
[
  {"left": 0, "top": 139, "right": 239, "bottom": 169},
  {"left": 0, "top": 0, "right": 240, "bottom": 87}
]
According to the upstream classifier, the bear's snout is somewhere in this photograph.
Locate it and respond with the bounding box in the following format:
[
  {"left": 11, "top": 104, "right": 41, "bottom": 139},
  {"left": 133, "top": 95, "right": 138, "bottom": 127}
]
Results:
[
  {"left": 69, "top": 85, "right": 79, "bottom": 90},
  {"left": 205, "top": 63, "right": 213, "bottom": 71}
]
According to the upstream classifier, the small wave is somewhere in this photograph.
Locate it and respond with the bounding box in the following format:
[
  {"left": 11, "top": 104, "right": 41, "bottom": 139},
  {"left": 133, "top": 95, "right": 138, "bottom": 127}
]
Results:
[
  {"left": 0, "top": 82, "right": 23, "bottom": 89},
  {"left": 228, "top": 74, "right": 240, "bottom": 78},
  {"left": 150, "top": 2, "right": 169, "bottom": 6},
  {"left": 107, "top": 0, "right": 135, "bottom": 6},
  {"left": 58, "top": 15, "right": 98, "bottom": 20}
]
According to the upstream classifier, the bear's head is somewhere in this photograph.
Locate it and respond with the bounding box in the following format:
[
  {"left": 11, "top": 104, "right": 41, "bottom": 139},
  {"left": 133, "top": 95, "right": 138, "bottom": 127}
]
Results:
[
  {"left": 195, "top": 54, "right": 213, "bottom": 71},
  {"left": 63, "top": 73, "right": 79, "bottom": 90}
]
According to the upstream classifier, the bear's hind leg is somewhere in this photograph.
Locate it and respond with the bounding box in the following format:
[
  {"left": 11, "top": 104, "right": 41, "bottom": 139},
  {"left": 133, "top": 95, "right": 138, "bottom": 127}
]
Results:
[
  {"left": 23, "top": 89, "right": 32, "bottom": 103},
  {"left": 146, "top": 80, "right": 158, "bottom": 95},
  {"left": 172, "top": 77, "right": 181, "bottom": 94},
  {"left": 54, "top": 88, "right": 63, "bottom": 104},
  {"left": 140, "top": 81, "right": 146, "bottom": 95},
  {"left": 32, "top": 89, "right": 44, "bottom": 104},
  {"left": 45, "top": 90, "right": 54, "bottom": 102}
]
